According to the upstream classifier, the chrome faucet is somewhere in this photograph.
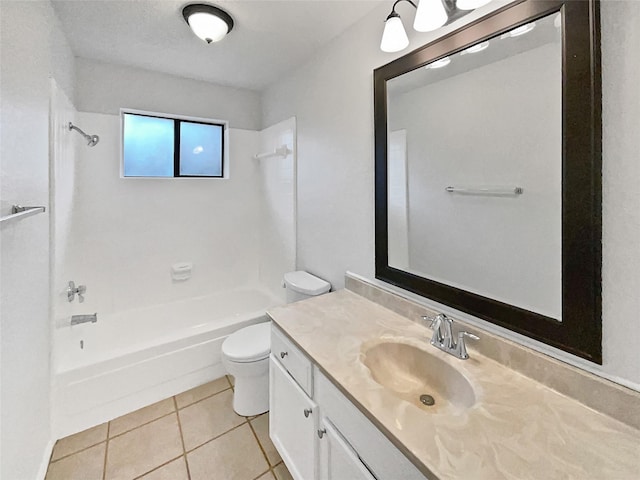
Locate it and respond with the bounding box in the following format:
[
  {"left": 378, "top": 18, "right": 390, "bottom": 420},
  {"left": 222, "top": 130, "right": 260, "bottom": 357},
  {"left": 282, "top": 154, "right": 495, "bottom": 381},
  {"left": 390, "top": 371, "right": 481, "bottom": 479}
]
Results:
[{"left": 421, "top": 313, "right": 479, "bottom": 360}]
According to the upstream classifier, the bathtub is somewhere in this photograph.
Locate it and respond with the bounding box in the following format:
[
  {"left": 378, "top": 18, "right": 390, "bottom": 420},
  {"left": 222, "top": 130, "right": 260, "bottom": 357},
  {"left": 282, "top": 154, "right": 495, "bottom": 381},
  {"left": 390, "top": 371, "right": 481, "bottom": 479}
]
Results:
[{"left": 52, "top": 287, "right": 281, "bottom": 438}]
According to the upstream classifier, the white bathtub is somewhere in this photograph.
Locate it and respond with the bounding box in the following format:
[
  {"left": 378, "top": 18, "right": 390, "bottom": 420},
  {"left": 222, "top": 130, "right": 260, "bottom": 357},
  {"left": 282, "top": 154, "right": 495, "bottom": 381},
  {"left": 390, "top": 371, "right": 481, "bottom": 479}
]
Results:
[{"left": 52, "top": 288, "right": 281, "bottom": 438}]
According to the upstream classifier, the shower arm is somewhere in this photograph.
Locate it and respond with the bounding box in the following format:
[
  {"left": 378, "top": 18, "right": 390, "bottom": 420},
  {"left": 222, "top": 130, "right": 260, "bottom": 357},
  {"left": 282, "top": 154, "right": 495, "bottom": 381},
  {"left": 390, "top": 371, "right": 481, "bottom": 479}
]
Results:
[
  {"left": 68, "top": 122, "right": 90, "bottom": 140},
  {"left": 68, "top": 122, "right": 99, "bottom": 146}
]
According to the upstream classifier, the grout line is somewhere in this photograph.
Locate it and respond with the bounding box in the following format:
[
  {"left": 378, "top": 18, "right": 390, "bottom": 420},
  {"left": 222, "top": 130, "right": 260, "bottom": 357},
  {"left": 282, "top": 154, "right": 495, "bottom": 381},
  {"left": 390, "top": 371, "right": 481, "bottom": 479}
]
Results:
[
  {"left": 49, "top": 439, "right": 107, "bottom": 464},
  {"left": 184, "top": 421, "right": 248, "bottom": 455},
  {"left": 247, "top": 415, "right": 273, "bottom": 468},
  {"left": 102, "top": 422, "right": 110, "bottom": 480},
  {"left": 174, "top": 397, "right": 192, "bottom": 480},
  {"left": 108, "top": 410, "right": 176, "bottom": 440},
  {"left": 131, "top": 454, "right": 184, "bottom": 480},
  {"left": 176, "top": 385, "right": 231, "bottom": 411},
  {"left": 226, "top": 374, "right": 234, "bottom": 390}
]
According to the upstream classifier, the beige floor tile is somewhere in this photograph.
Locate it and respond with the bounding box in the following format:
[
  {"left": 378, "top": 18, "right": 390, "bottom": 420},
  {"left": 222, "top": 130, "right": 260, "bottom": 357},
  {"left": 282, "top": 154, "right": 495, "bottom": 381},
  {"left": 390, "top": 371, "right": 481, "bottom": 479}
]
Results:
[
  {"left": 228, "top": 374, "right": 235, "bottom": 386},
  {"left": 273, "top": 462, "right": 294, "bottom": 480},
  {"left": 175, "top": 377, "right": 230, "bottom": 409},
  {"left": 105, "top": 413, "right": 183, "bottom": 480},
  {"left": 51, "top": 423, "right": 108, "bottom": 461},
  {"left": 137, "top": 457, "right": 189, "bottom": 480},
  {"left": 187, "top": 424, "right": 269, "bottom": 480},
  {"left": 256, "top": 472, "right": 276, "bottom": 480},
  {"left": 46, "top": 443, "right": 106, "bottom": 480},
  {"left": 250, "top": 413, "right": 281, "bottom": 466},
  {"left": 109, "top": 398, "right": 175, "bottom": 437},
  {"left": 179, "top": 389, "right": 245, "bottom": 450}
]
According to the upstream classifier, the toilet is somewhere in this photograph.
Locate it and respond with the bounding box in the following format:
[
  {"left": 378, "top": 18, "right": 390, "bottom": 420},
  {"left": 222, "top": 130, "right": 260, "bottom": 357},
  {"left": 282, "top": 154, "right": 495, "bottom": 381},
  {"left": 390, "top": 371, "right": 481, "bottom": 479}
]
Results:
[{"left": 221, "top": 271, "right": 331, "bottom": 416}]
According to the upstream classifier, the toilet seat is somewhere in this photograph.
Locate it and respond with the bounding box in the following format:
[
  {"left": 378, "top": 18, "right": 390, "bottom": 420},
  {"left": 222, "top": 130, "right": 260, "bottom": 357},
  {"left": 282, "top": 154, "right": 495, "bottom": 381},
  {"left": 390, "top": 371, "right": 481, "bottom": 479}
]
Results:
[{"left": 222, "top": 322, "right": 271, "bottom": 363}]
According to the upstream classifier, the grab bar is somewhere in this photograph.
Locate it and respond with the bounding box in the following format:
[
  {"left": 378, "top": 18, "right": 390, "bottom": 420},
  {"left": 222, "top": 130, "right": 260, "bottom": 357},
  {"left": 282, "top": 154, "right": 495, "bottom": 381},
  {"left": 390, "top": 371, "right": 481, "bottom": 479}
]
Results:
[
  {"left": 0, "top": 205, "right": 46, "bottom": 224},
  {"left": 445, "top": 186, "right": 523, "bottom": 195}
]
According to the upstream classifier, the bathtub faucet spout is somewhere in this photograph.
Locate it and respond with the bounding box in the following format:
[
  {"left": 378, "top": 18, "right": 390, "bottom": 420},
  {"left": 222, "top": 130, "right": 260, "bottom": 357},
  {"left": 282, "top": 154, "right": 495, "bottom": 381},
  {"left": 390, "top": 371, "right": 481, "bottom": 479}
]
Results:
[{"left": 71, "top": 313, "right": 98, "bottom": 326}]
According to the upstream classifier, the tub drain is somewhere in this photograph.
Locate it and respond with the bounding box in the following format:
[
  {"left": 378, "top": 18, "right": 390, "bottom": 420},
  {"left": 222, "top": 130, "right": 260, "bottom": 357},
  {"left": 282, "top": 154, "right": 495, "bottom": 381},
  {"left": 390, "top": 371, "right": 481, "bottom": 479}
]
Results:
[{"left": 420, "top": 394, "right": 435, "bottom": 406}]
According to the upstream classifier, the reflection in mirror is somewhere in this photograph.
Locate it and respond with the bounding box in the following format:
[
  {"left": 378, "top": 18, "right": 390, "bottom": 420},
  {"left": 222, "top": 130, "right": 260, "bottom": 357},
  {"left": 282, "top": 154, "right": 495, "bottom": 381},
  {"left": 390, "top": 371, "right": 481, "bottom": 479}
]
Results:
[{"left": 387, "top": 12, "right": 562, "bottom": 321}]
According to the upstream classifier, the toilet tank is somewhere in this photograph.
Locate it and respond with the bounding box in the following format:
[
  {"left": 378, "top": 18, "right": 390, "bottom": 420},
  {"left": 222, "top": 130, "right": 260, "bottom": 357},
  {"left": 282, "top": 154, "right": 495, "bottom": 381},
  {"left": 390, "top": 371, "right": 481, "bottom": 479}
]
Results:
[{"left": 284, "top": 271, "right": 331, "bottom": 303}]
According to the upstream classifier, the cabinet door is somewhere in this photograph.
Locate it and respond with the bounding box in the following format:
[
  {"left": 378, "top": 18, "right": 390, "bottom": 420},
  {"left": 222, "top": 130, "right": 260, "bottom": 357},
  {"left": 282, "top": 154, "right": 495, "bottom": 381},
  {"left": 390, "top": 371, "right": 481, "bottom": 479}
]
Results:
[
  {"left": 270, "top": 355, "right": 317, "bottom": 480},
  {"left": 319, "top": 419, "right": 377, "bottom": 480}
]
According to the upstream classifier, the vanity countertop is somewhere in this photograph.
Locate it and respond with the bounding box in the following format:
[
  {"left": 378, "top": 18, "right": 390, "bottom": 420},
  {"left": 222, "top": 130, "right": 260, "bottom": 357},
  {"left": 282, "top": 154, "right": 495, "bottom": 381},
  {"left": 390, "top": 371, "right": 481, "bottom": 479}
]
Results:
[{"left": 267, "top": 289, "right": 640, "bottom": 480}]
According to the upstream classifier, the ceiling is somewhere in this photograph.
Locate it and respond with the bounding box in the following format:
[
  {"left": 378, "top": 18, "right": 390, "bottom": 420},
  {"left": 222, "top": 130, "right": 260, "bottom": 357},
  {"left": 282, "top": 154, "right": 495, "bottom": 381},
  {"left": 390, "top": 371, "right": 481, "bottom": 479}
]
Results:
[{"left": 52, "top": 0, "right": 385, "bottom": 92}]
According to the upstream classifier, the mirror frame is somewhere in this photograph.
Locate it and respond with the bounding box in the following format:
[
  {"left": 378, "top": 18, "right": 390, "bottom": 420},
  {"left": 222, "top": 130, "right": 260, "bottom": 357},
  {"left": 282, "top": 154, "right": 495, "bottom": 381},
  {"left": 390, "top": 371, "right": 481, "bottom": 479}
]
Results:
[{"left": 374, "top": 0, "right": 602, "bottom": 363}]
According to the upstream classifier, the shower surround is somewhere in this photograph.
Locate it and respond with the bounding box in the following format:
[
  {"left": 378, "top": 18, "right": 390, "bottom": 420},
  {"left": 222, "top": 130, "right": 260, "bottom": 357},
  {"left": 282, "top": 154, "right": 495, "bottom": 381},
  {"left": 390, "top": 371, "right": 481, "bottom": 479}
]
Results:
[{"left": 50, "top": 106, "right": 296, "bottom": 437}]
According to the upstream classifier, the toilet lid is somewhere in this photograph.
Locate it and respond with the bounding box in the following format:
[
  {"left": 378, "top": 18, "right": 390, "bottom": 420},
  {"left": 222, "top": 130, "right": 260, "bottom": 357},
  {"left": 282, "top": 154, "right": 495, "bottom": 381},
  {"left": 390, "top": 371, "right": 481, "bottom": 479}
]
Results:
[{"left": 222, "top": 322, "right": 271, "bottom": 363}]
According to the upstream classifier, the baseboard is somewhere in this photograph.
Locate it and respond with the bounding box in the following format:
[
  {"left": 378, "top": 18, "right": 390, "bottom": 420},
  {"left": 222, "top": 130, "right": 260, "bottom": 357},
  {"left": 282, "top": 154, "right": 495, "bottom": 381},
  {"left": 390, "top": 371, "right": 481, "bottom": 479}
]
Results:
[{"left": 36, "top": 439, "right": 55, "bottom": 480}]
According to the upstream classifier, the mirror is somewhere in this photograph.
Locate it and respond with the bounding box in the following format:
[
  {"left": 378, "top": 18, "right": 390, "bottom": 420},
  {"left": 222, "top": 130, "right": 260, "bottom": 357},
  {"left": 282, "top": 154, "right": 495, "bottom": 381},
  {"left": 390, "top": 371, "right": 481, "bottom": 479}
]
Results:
[{"left": 374, "top": 0, "right": 602, "bottom": 363}]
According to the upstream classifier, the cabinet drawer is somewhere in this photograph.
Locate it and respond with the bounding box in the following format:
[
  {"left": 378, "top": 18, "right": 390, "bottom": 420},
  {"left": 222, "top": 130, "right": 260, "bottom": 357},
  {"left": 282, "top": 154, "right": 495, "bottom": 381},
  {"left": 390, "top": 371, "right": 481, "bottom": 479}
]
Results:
[{"left": 271, "top": 325, "right": 313, "bottom": 396}]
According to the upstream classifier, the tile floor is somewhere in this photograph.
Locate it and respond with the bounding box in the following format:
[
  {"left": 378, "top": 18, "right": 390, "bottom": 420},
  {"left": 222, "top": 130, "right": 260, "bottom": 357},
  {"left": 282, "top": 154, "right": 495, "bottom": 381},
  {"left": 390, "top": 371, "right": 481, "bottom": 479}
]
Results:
[{"left": 46, "top": 376, "right": 293, "bottom": 480}]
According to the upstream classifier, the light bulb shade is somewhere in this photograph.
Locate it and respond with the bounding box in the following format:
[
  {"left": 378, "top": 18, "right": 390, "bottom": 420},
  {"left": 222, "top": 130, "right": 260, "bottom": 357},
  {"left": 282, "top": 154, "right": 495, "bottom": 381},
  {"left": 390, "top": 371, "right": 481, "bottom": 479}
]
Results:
[
  {"left": 413, "top": 0, "right": 448, "bottom": 33},
  {"left": 380, "top": 15, "right": 409, "bottom": 53},
  {"left": 461, "top": 40, "right": 489, "bottom": 54},
  {"left": 426, "top": 56, "right": 451, "bottom": 69},
  {"left": 182, "top": 4, "right": 234, "bottom": 44},
  {"left": 456, "top": 0, "right": 493, "bottom": 11}
]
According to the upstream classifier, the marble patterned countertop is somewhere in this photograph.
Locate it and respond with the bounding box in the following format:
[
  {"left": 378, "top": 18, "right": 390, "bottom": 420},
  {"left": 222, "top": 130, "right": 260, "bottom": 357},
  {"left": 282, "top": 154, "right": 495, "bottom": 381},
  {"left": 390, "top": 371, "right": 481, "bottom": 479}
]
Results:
[{"left": 267, "top": 289, "right": 640, "bottom": 480}]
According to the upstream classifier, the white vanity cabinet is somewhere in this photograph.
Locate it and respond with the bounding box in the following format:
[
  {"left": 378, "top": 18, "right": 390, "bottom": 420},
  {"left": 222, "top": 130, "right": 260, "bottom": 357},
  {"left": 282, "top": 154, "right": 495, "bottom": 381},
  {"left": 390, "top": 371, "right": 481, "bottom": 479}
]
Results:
[
  {"left": 318, "top": 419, "right": 377, "bottom": 480},
  {"left": 269, "top": 356, "right": 318, "bottom": 480},
  {"left": 270, "top": 325, "right": 429, "bottom": 480}
]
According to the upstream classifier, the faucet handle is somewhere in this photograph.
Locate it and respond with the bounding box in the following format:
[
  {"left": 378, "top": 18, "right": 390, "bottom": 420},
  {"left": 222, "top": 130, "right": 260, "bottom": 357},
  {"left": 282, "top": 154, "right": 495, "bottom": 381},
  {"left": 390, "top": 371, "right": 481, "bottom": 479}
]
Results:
[
  {"left": 421, "top": 314, "right": 445, "bottom": 329},
  {"left": 456, "top": 331, "right": 480, "bottom": 359},
  {"left": 422, "top": 314, "right": 447, "bottom": 345},
  {"left": 459, "top": 331, "right": 479, "bottom": 341},
  {"left": 421, "top": 315, "right": 436, "bottom": 328}
]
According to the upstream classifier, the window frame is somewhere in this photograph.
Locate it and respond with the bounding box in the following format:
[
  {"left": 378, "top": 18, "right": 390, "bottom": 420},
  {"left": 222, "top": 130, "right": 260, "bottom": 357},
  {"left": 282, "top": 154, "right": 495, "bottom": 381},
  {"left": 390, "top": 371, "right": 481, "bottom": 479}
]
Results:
[{"left": 120, "top": 108, "right": 228, "bottom": 179}]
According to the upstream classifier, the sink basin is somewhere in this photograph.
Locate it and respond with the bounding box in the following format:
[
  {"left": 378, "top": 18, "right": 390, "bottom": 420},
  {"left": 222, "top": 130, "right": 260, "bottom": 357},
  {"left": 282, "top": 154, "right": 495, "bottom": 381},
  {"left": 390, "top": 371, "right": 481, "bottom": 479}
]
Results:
[{"left": 361, "top": 341, "right": 477, "bottom": 412}]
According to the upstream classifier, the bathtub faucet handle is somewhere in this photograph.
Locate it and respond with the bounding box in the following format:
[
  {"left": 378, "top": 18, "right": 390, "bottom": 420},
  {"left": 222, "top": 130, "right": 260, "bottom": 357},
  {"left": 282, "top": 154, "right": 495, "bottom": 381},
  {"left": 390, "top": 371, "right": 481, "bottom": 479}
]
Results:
[{"left": 67, "top": 281, "right": 87, "bottom": 303}]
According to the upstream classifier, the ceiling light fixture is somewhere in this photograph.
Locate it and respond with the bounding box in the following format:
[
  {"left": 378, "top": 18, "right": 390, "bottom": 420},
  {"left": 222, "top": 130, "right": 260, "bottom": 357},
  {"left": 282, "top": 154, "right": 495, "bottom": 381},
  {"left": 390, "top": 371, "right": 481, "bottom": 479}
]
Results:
[
  {"left": 182, "top": 3, "right": 234, "bottom": 44},
  {"left": 380, "top": 0, "right": 493, "bottom": 53}
]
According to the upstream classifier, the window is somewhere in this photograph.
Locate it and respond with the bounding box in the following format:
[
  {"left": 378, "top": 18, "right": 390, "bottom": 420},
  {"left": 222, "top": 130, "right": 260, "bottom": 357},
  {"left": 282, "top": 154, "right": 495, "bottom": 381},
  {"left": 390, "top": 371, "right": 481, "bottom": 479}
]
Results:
[{"left": 122, "top": 111, "right": 225, "bottom": 178}]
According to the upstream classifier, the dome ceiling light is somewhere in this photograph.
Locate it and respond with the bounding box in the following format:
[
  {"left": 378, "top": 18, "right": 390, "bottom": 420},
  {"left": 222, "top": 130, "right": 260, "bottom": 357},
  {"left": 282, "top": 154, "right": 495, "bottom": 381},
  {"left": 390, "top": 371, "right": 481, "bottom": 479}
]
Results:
[{"left": 182, "top": 3, "right": 234, "bottom": 44}]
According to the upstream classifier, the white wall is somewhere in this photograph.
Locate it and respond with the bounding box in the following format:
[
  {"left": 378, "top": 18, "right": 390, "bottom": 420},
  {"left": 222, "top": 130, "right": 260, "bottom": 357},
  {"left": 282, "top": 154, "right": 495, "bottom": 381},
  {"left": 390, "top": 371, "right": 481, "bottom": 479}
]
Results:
[
  {"left": 257, "top": 118, "right": 297, "bottom": 291},
  {"left": 262, "top": 0, "right": 640, "bottom": 388},
  {"left": 50, "top": 79, "right": 78, "bottom": 347},
  {"left": 390, "top": 43, "right": 562, "bottom": 320},
  {"left": 600, "top": 0, "right": 640, "bottom": 389},
  {"left": 76, "top": 58, "right": 261, "bottom": 130},
  {"left": 0, "top": 1, "right": 76, "bottom": 478}
]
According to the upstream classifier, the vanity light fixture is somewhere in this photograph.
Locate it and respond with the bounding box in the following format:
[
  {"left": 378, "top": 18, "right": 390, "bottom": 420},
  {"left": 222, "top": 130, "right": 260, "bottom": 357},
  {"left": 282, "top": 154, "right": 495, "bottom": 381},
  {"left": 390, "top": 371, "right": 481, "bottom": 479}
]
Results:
[
  {"left": 182, "top": 3, "right": 234, "bottom": 44},
  {"left": 380, "top": 0, "right": 493, "bottom": 53},
  {"left": 501, "top": 22, "right": 536, "bottom": 38},
  {"left": 414, "top": 0, "right": 448, "bottom": 32},
  {"left": 456, "top": 0, "right": 493, "bottom": 10},
  {"left": 425, "top": 56, "right": 451, "bottom": 68},
  {"left": 461, "top": 40, "right": 489, "bottom": 54}
]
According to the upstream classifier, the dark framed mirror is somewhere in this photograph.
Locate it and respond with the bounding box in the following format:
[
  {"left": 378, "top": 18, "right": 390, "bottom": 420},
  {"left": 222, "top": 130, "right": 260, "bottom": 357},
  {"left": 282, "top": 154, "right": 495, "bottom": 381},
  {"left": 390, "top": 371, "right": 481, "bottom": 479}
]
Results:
[{"left": 374, "top": 0, "right": 601, "bottom": 363}]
